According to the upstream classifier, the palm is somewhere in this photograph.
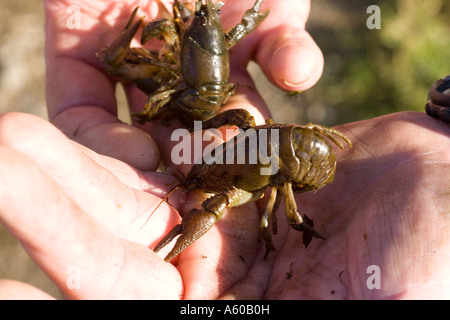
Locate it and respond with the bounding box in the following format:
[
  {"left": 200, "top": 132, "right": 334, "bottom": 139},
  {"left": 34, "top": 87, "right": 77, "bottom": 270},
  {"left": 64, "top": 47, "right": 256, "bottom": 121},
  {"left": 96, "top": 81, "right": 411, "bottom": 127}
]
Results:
[
  {"left": 261, "top": 112, "right": 450, "bottom": 299},
  {"left": 19, "top": 0, "right": 318, "bottom": 299}
]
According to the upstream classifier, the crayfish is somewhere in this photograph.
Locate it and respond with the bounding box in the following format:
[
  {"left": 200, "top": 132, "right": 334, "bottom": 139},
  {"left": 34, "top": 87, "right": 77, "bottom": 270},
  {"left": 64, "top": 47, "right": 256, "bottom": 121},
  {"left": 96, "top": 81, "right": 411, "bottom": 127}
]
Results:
[
  {"left": 103, "top": 0, "right": 269, "bottom": 128},
  {"left": 153, "top": 122, "right": 352, "bottom": 261}
]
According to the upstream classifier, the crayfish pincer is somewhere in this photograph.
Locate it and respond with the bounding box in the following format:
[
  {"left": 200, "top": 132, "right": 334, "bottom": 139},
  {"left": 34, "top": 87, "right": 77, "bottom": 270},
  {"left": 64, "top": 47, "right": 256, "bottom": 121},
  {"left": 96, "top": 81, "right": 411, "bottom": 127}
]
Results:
[
  {"left": 103, "top": 0, "right": 269, "bottom": 129},
  {"left": 154, "top": 122, "right": 352, "bottom": 261}
]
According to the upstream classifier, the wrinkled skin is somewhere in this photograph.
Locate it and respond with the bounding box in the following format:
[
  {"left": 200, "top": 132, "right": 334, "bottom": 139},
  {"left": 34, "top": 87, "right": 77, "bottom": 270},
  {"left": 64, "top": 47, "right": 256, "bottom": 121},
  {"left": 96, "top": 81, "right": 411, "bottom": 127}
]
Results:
[{"left": 1, "top": 0, "right": 449, "bottom": 299}]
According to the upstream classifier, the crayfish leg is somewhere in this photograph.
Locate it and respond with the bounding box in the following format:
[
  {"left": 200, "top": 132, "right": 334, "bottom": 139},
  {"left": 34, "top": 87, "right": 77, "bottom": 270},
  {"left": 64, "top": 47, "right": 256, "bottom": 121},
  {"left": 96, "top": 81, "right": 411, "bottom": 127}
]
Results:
[
  {"left": 261, "top": 187, "right": 277, "bottom": 258},
  {"left": 155, "top": 208, "right": 219, "bottom": 262},
  {"left": 283, "top": 182, "right": 325, "bottom": 248},
  {"left": 133, "top": 77, "right": 183, "bottom": 123},
  {"left": 153, "top": 224, "right": 183, "bottom": 253},
  {"left": 261, "top": 186, "right": 282, "bottom": 259}
]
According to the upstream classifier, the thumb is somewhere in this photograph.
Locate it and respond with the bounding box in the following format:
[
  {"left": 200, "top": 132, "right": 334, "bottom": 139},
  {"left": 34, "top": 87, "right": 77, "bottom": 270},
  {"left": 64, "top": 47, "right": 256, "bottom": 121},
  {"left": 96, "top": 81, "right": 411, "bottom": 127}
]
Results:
[{"left": 256, "top": 26, "right": 324, "bottom": 92}]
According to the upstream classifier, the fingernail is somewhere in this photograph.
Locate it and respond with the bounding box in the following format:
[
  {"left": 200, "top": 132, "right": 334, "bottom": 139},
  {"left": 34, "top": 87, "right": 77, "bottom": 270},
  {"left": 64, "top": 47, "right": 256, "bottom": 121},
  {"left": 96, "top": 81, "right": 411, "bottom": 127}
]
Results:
[{"left": 269, "top": 43, "right": 320, "bottom": 90}]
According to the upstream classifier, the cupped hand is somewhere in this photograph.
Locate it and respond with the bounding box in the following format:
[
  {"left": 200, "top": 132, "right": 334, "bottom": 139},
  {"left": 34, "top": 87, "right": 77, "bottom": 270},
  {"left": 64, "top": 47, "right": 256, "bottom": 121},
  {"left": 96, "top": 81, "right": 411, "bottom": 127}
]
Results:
[{"left": 44, "top": 0, "right": 323, "bottom": 170}]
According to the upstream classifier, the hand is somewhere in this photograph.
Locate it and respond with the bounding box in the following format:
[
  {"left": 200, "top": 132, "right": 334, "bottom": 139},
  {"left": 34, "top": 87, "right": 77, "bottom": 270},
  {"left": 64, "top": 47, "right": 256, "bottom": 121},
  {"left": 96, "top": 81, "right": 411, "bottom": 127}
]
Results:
[
  {"left": 1, "top": 111, "right": 449, "bottom": 299},
  {"left": 44, "top": 0, "right": 324, "bottom": 170},
  {"left": 3, "top": 0, "right": 448, "bottom": 300},
  {"left": 0, "top": 112, "right": 185, "bottom": 299},
  {"left": 2, "top": 0, "right": 324, "bottom": 299}
]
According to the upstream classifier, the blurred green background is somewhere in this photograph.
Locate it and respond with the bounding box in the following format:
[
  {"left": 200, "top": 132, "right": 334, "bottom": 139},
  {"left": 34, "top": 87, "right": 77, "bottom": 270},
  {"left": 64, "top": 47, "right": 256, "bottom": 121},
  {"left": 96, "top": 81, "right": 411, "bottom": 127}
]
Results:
[
  {"left": 252, "top": 0, "right": 450, "bottom": 125},
  {"left": 305, "top": 0, "right": 450, "bottom": 125},
  {"left": 0, "top": 0, "right": 448, "bottom": 298}
]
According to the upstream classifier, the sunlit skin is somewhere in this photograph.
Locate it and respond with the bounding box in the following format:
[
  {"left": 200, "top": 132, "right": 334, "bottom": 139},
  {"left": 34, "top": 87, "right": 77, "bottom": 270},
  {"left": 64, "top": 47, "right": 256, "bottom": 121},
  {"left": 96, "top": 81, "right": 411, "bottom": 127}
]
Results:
[{"left": 0, "top": 0, "right": 449, "bottom": 299}]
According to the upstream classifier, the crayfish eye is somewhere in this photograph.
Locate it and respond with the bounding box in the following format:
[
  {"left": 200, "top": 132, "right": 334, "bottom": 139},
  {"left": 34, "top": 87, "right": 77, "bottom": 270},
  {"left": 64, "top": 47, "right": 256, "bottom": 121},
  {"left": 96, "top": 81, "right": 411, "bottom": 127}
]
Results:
[{"left": 195, "top": 9, "right": 206, "bottom": 17}]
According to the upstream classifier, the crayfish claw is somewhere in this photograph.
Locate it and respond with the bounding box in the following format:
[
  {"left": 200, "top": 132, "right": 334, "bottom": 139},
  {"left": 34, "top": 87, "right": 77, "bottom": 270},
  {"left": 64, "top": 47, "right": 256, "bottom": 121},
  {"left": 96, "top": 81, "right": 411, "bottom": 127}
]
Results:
[
  {"left": 262, "top": 228, "right": 276, "bottom": 259},
  {"left": 225, "top": 0, "right": 269, "bottom": 49},
  {"left": 153, "top": 224, "right": 182, "bottom": 254},
  {"left": 154, "top": 208, "right": 219, "bottom": 261}
]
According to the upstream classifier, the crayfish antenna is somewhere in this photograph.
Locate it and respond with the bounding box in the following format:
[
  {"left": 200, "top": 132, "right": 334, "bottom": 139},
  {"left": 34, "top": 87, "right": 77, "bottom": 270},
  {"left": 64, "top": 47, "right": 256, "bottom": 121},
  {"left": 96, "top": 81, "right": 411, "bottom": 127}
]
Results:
[
  {"left": 304, "top": 122, "right": 352, "bottom": 151},
  {"left": 140, "top": 184, "right": 181, "bottom": 230}
]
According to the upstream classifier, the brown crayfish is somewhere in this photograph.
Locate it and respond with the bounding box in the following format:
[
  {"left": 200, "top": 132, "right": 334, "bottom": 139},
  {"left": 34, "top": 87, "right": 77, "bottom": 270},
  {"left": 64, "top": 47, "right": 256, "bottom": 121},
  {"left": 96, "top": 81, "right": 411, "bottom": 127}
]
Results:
[
  {"left": 153, "top": 122, "right": 352, "bottom": 261},
  {"left": 103, "top": 0, "right": 269, "bottom": 128}
]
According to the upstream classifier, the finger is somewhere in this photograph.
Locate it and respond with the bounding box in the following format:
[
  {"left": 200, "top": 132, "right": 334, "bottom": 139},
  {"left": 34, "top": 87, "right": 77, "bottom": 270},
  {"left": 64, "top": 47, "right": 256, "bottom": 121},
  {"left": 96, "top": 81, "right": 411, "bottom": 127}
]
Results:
[
  {"left": 252, "top": 0, "right": 324, "bottom": 92},
  {"left": 255, "top": 28, "right": 324, "bottom": 92},
  {"left": 44, "top": 1, "right": 160, "bottom": 170},
  {"left": 0, "top": 280, "right": 55, "bottom": 300},
  {"left": 227, "top": 65, "right": 273, "bottom": 123},
  {"left": 44, "top": 1, "right": 150, "bottom": 116},
  {"left": 425, "top": 75, "right": 450, "bottom": 123},
  {"left": 44, "top": 0, "right": 119, "bottom": 120},
  {"left": 0, "top": 113, "right": 177, "bottom": 235},
  {"left": 222, "top": 0, "right": 323, "bottom": 92},
  {"left": 0, "top": 148, "right": 183, "bottom": 299}
]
